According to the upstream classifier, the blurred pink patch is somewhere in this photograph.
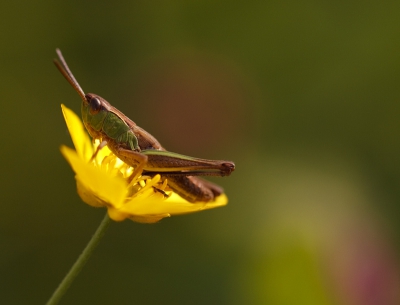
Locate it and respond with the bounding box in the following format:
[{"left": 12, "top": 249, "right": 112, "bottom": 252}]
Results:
[{"left": 327, "top": 224, "right": 400, "bottom": 305}]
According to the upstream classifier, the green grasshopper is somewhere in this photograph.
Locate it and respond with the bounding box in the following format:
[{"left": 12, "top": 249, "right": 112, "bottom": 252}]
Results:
[{"left": 54, "top": 49, "right": 235, "bottom": 203}]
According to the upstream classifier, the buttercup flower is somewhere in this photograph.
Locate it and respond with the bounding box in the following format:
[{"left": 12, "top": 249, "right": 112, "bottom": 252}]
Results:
[{"left": 60, "top": 104, "right": 228, "bottom": 223}]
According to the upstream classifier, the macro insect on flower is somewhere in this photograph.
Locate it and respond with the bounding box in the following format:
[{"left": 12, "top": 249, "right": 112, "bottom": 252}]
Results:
[
  {"left": 60, "top": 105, "right": 229, "bottom": 223},
  {"left": 56, "top": 49, "right": 234, "bottom": 223}
]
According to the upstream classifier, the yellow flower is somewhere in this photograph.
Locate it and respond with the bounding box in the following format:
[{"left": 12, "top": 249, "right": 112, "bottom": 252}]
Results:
[{"left": 60, "top": 104, "right": 228, "bottom": 223}]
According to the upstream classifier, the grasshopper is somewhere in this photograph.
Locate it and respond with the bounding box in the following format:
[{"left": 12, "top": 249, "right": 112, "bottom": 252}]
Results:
[{"left": 54, "top": 49, "right": 235, "bottom": 203}]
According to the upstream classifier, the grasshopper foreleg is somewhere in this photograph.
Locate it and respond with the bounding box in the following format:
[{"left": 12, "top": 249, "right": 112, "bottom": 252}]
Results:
[{"left": 89, "top": 140, "right": 108, "bottom": 162}]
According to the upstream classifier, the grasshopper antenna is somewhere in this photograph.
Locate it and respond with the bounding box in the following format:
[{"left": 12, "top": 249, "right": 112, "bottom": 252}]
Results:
[{"left": 54, "top": 48, "right": 86, "bottom": 101}]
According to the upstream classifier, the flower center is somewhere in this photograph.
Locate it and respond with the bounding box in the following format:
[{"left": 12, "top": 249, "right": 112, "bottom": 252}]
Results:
[{"left": 92, "top": 144, "right": 170, "bottom": 202}]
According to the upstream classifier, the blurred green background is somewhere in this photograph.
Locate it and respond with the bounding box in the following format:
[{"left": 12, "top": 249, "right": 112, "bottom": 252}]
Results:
[{"left": 1, "top": 1, "right": 400, "bottom": 304}]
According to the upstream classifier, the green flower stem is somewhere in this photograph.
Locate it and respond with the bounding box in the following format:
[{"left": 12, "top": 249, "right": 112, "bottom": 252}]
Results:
[{"left": 46, "top": 213, "right": 111, "bottom": 305}]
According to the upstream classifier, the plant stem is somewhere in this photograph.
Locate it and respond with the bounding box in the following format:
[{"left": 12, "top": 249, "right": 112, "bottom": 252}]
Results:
[{"left": 46, "top": 213, "right": 111, "bottom": 305}]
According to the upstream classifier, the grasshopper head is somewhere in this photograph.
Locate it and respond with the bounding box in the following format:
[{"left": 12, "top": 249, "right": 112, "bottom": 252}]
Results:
[
  {"left": 81, "top": 93, "right": 112, "bottom": 139},
  {"left": 84, "top": 93, "right": 107, "bottom": 114}
]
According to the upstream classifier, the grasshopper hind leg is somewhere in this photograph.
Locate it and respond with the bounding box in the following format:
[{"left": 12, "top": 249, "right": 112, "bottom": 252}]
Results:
[
  {"left": 107, "top": 144, "right": 149, "bottom": 182},
  {"left": 194, "top": 177, "right": 224, "bottom": 197},
  {"left": 163, "top": 175, "right": 223, "bottom": 203}
]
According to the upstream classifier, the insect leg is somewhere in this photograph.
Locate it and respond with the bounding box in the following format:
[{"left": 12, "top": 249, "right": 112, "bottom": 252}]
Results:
[
  {"left": 89, "top": 140, "right": 108, "bottom": 162},
  {"left": 164, "top": 176, "right": 220, "bottom": 203},
  {"left": 141, "top": 149, "right": 235, "bottom": 176},
  {"left": 109, "top": 146, "right": 149, "bottom": 182}
]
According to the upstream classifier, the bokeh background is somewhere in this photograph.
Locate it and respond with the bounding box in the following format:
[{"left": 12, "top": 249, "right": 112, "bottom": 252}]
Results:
[{"left": 1, "top": 1, "right": 400, "bottom": 304}]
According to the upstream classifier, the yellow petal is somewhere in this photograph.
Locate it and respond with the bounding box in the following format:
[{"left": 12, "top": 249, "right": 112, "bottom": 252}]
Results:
[
  {"left": 61, "top": 104, "right": 93, "bottom": 162},
  {"left": 166, "top": 193, "right": 228, "bottom": 215},
  {"left": 107, "top": 205, "right": 169, "bottom": 223},
  {"left": 60, "top": 145, "right": 127, "bottom": 207},
  {"left": 121, "top": 191, "right": 228, "bottom": 216},
  {"left": 129, "top": 214, "right": 170, "bottom": 224},
  {"left": 76, "top": 179, "right": 107, "bottom": 207}
]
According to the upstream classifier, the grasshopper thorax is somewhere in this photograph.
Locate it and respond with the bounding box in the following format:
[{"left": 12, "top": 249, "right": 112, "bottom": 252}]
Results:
[{"left": 82, "top": 93, "right": 139, "bottom": 151}]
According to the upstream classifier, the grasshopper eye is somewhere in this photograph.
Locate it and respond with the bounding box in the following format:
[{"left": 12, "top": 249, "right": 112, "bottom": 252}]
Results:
[{"left": 89, "top": 97, "right": 102, "bottom": 114}]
